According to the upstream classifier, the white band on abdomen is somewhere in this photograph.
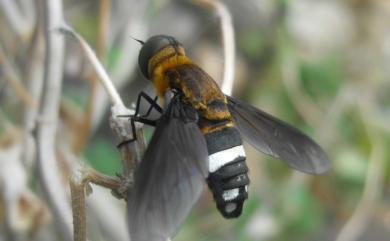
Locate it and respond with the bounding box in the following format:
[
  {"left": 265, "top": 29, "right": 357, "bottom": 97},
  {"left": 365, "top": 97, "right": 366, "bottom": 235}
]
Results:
[
  {"left": 222, "top": 188, "right": 239, "bottom": 201},
  {"left": 208, "top": 145, "right": 246, "bottom": 173}
]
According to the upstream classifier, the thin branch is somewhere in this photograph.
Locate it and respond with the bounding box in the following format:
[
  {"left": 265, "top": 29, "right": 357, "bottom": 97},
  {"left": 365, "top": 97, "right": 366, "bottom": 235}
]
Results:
[
  {"left": 334, "top": 102, "right": 387, "bottom": 241},
  {"left": 60, "top": 145, "right": 129, "bottom": 241},
  {"left": 315, "top": 85, "right": 351, "bottom": 145},
  {"left": 0, "top": 130, "right": 24, "bottom": 241},
  {"left": 69, "top": 173, "right": 87, "bottom": 241},
  {"left": 68, "top": 161, "right": 122, "bottom": 241},
  {"left": 97, "top": 0, "right": 111, "bottom": 60},
  {"left": 59, "top": 21, "right": 146, "bottom": 241},
  {"left": 70, "top": 78, "right": 95, "bottom": 154},
  {"left": 72, "top": 0, "right": 112, "bottom": 154},
  {"left": 0, "top": 0, "right": 34, "bottom": 39},
  {"left": 18, "top": 0, "right": 36, "bottom": 24},
  {"left": 59, "top": 25, "right": 124, "bottom": 108},
  {"left": 36, "top": 0, "right": 72, "bottom": 240},
  {"left": 109, "top": 104, "right": 145, "bottom": 177},
  {"left": 0, "top": 44, "right": 37, "bottom": 108},
  {"left": 59, "top": 24, "right": 145, "bottom": 174},
  {"left": 109, "top": 1, "right": 149, "bottom": 83},
  {"left": 280, "top": 50, "right": 322, "bottom": 124},
  {"left": 90, "top": 0, "right": 149, "bottom": 133},
  {"left": 193, "top": 0, "right": 236, "bottom": 95},
  {"left": 22, "top": 6, "right": 45, "bottom": 169}
]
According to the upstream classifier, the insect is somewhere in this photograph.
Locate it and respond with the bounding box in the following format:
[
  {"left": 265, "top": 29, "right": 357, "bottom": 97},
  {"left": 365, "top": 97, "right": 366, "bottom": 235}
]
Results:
[{"left": 126, "top": 35, "right": 331, "bottom": 241}]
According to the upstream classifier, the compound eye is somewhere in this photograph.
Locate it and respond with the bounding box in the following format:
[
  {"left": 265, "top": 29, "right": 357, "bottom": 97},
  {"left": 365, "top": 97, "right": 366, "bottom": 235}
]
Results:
[{"left": 138, "top": 35, "right": 177, "bottom": 79}]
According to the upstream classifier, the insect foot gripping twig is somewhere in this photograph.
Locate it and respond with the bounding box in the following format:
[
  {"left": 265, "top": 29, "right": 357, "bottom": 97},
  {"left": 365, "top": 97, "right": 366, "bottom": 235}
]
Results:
[
  {"left": 110, "top": 104, "right": 146, "bottom": 189},
  {"left": 59, "top": 24, "right": 146, "bottom": 241},
  {"left": 67, "top": 104, "right": 144, "bottom": 241}
]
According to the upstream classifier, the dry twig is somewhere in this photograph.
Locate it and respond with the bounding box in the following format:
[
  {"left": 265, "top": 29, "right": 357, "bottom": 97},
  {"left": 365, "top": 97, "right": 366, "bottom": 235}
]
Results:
[
  {"left": 0, "top": 44, "right": 37, "bottom": 108},
  {"left": 90, "top": 0, "right": 149, "bottom": 132},
  {"left": 59, "top": 23, "right": 146, "bottom": 169},
  {"left": 35, "top": 1, "right": 73, "bottom": 241},
  {"left": 280, "top": 50, "right": 322, "bottom": 124},
  {"left": 60, "top": 144, "right": 129, "bottom": 241},
  {"left": 72, "top": 0, "right": 113, "bottom": 154},
  {"left": 0, "top": 0, "right": 34, "bottom": 39},
  {"left": 334, "top": 101, "right": 387, "bottom": 241},
  {"left": 59, "top": 25, "right": 124, "bottom": 107},
  {"left": 59, "top": 22, "right": 146, "bottom": 241},
  {"left": 193, "top": 0, "right": 236, "bottom": 95},
  {"left": 22, "top": 9, "right": 45, "bottom": 169}
]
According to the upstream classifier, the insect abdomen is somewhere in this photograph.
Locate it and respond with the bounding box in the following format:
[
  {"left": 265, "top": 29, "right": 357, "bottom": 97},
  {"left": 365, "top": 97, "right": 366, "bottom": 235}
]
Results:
[{"left": 205, "top": 127, "right": 249, "bottom": 218}]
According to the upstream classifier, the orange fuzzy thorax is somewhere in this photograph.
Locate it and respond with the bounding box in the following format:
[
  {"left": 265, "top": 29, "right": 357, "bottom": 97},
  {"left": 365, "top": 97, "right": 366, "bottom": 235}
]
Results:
[{"left": 149, "top": 45, "right": 191, "bottom": 100}]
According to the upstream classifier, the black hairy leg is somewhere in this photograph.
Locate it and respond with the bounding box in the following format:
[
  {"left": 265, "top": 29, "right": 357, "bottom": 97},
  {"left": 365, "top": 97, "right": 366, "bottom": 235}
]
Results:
[{"left": 117, "top": 91, "right": 163, "bottom": 148}]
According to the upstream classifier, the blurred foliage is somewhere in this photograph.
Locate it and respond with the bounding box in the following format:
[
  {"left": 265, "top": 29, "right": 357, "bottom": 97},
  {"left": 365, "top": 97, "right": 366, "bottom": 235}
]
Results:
[
  {"left": 299, "top": 56, "right": 344, "bottom": 100},
  {"left": 85, "top": 138, "right": 121, "bottom": 176},
  {"left": 277, "top": 185, "right": 324, "bottom": 240},
  {"left": 107, "top": 45, "right": 121, "bottom": 70}
]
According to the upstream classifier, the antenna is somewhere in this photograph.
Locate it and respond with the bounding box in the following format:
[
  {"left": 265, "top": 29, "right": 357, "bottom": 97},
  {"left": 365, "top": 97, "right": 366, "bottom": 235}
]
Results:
[{"left": 131, "top": 36, "right": 145, "bottom": 45}]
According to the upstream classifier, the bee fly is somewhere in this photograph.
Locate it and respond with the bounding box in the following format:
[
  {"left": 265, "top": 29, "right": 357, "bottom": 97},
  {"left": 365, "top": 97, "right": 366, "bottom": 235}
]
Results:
[{"left": 126, "top": 35, "right": 330, "bottom": 241}]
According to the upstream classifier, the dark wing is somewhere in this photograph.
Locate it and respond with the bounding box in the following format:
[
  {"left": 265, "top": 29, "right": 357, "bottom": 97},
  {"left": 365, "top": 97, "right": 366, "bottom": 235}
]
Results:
[
  {"left": 127, "top": 98, "right": 208, "bottom": 241},
  {"left": 227, "top": 96, "right": 330, "bottom": 174}
]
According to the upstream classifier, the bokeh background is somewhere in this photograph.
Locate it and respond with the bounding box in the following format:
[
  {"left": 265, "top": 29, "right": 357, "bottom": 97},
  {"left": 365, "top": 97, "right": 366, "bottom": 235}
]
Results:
[{"left": 1, "top": 0, "right": 390, "bottom": 241}]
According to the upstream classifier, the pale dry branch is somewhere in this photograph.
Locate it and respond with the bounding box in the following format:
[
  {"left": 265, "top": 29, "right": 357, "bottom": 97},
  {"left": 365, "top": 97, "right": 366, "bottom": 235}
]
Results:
[
  {"left": 0, "top": 44, "right": 37, "bottom": 108},
  {"left": 22, "top": 10, "right": 45, "bottom": 169},
  {"left": 18, "top": 0, "right": 36, "bottom": 22},
  {"left": 316, "top": 85, "right": 352, "bottom": 145},
  {"left": 69, "top": 4, "right": 111, "bottom": 148},
  {"left": 72, "top": 0, "right": 112, "bottom": 154},
  {"left": 97, "top": 0, "right": 111, "bottom": 59},
  {"left": 334, "top": 99, "right": 387, "bottom": 241},
  {"left": 90, "top": 0, "right": 149, "bottom": 132},
  {"left": 364, "top": 110, "right": 390, "bottom": 133},
  {"left": 58, "top": 21, "right": 146, "bottom": 241},
  {"left": 0, "top": 127, "right": 51, "bottom": 240},
  {"left": 335, "top": 135, "right": 385, "bottom": 241},
  {"left": 71, "top": 75, "right": 97, "bottom": 154},
  {"left": 0, "top": 0, "right": 34, "bottom": 39},
  {"left": 109, "top": 1, "right": 149, "bottom": 83},
  {"left": 58, "top": 25, "right": 124, "bottom": 108},
  {"left": 0, "top": 132, "right": 25, "bottom": 240},
  {"left": 35, "top": 0, "right": 73, "bottom": 240},
  {"left": 59, "top": 24, "right": 144, "bottom": 173},
  {"left": 110, "top": 104, "right": 145, "bottom": 176},
  {"left": 193, "top": 0, "right": 236, "bottom": 95},
  {"left": 280, "top": 51, "right": 322, "bottom": 124}
]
